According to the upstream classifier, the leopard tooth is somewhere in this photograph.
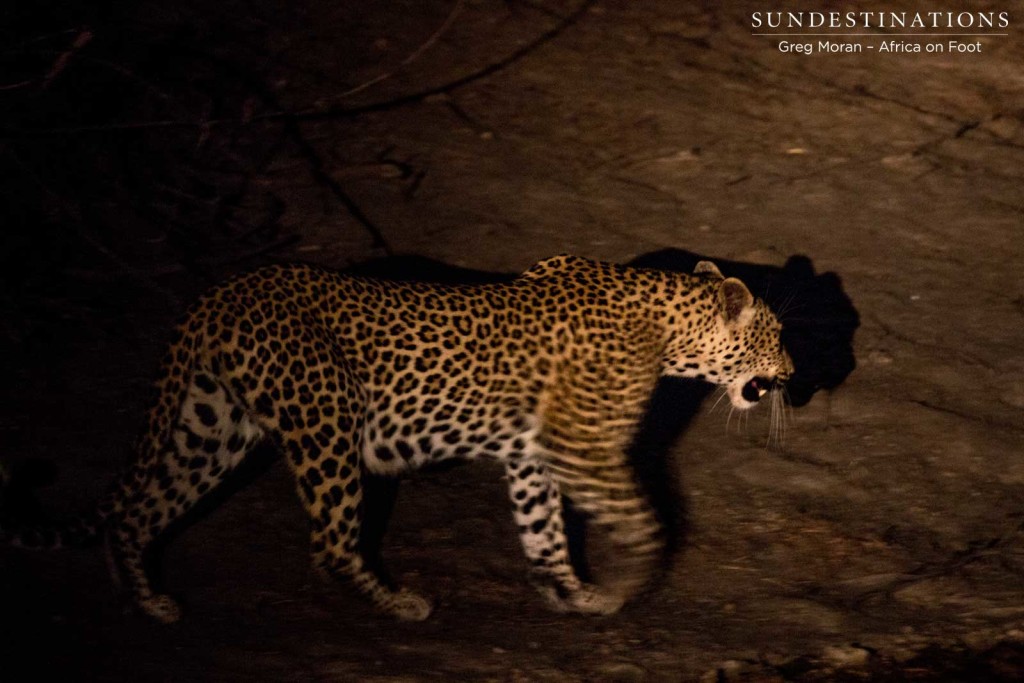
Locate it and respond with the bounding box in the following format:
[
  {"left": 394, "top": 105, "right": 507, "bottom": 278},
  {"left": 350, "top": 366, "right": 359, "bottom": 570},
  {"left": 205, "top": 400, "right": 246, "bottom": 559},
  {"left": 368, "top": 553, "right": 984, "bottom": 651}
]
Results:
[{"left": 757, "top": 388, "right": 767, "bottom": 397}]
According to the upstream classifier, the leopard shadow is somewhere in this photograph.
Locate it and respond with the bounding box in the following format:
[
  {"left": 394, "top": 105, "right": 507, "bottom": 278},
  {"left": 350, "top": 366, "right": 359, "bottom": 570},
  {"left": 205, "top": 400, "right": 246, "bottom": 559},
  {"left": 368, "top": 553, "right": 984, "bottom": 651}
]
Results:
[{"left": 627, "top": 249, "right": 859, "bottom": 562}]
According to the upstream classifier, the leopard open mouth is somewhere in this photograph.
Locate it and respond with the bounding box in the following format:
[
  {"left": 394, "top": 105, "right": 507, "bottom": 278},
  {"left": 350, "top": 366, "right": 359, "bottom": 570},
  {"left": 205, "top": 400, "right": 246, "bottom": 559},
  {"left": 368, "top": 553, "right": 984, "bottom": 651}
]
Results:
[{"left": 741, "top": 377, "right": 776, "bottom": 403}]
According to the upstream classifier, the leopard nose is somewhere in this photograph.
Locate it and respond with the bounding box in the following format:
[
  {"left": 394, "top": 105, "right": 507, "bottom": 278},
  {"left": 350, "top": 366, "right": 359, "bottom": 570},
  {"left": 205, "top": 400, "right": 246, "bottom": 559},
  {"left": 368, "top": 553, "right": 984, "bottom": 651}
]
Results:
[{"left": 781, "top": 351, "right": 795, "bottom": 378}]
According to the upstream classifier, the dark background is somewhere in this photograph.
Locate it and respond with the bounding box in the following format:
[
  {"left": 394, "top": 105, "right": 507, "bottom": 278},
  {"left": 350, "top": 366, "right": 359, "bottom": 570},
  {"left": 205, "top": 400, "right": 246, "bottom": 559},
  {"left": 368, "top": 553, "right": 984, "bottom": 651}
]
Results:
[{"left": 3, "top": 1, "right": 1024, "bottom": 680}]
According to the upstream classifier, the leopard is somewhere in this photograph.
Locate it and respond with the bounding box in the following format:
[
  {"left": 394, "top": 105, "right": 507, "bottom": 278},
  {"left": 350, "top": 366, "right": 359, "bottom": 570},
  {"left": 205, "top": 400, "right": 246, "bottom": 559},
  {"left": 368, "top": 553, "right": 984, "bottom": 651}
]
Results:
[{"left": 3, "top": 255, "right": 793, "bottom": 623}]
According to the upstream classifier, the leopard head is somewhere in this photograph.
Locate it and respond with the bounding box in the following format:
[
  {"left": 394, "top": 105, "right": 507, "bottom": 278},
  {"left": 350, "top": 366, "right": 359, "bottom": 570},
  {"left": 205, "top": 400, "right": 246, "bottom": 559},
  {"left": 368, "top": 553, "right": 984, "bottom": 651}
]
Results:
[{"left": 662, "top": 261, "right": 794, "bottom": 410}]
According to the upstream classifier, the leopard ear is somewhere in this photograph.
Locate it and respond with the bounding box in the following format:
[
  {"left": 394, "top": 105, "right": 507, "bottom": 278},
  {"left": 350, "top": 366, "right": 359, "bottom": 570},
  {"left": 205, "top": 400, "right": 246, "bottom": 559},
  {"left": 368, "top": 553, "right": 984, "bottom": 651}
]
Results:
[
  {"left": 694, "top": 261, "right": 723, "bottom": 279},
  {"left": 719, "top": 277, "right": 754, "bottom": 324}
]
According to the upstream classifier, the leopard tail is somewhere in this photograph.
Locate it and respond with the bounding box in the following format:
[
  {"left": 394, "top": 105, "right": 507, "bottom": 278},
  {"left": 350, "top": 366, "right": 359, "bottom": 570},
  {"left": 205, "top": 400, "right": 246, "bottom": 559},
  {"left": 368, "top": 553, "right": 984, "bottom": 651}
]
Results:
[
  {"left": 1, "top": 318, "right": 203, "bottom": 551},
  {"left": 0, "top": 466, "right": 111, "bottom": 550}
]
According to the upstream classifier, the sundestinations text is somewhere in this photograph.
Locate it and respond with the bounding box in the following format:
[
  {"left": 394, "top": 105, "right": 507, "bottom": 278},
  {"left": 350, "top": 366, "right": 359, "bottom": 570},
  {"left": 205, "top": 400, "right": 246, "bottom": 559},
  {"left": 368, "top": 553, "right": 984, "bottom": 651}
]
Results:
[{"left": 752, "top": 11, "right": 1009, "bottom": 30}]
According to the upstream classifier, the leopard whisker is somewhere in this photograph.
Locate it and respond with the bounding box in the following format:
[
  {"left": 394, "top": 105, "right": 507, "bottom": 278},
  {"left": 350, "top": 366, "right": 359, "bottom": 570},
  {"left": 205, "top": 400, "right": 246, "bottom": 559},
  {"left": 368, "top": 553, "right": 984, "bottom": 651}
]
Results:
[
  {"left": 765, "top": 387, "right": 787, "bottom": 450},
  {"left": 773, "top": 289, "right": 802, "bottom": 322},
  {"left": 708, "top": 386, "right": 730, "bottom": 415}
]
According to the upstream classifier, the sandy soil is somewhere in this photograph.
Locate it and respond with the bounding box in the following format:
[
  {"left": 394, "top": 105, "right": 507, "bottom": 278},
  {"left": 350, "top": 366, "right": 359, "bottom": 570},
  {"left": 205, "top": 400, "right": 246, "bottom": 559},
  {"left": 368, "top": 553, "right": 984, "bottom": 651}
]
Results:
[{"left": 3, "top": 0, "right": 1024, "bottom": 680}]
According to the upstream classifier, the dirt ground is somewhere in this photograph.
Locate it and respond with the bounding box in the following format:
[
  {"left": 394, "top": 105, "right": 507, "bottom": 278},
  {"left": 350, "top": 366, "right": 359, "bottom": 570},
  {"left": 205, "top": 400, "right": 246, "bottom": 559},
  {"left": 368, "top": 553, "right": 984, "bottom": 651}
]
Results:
[{"left": 3, "top": 0, "right": 1024, "bottom": 680}]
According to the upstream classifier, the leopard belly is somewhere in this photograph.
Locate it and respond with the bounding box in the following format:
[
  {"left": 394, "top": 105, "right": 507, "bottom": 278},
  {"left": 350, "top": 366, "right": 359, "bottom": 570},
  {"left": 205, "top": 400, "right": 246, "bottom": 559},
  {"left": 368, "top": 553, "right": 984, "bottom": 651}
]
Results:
[{"left": 361, "top": 401, "right": 542, "bottom": 475}]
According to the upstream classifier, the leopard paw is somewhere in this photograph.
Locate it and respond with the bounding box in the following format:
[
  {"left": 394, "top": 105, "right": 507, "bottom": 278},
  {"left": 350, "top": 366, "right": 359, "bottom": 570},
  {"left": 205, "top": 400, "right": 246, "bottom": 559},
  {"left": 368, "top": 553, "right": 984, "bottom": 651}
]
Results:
[
  {"left": 537, "top": 583, "right": 624, "bottom": 615},
  {"left": 139, "top": 594, "right": 183, "bottom": 624},
  {"left": 387, "top": 588, "right": 433, "bottom": 621},
  {"left": 564, "top": 584, "right": 624, "bottom": 615}
]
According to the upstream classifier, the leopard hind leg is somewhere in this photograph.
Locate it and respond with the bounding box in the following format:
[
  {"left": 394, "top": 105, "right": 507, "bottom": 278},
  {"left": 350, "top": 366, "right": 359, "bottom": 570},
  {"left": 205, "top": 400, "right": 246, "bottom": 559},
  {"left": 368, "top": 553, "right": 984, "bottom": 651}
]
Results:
[
  {"left": 261, "top": 352, "right": 430, "bottom": 621},
  {"left": 300, "top": 459, "right": 431, "bottom": 621},
  {"left": 108, "top": 370, "right": 265, "bottom": 623}
]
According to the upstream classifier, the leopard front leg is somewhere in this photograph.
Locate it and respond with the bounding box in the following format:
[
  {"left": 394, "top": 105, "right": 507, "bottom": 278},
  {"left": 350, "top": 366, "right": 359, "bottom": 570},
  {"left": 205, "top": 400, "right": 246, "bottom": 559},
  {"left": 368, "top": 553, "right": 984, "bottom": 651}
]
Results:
[
  {"left": 548, "top": 456, "right": 666, "bottom": 603},
  {"left": 504, "top": 457, "right": 624, "bottom": 615}
]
